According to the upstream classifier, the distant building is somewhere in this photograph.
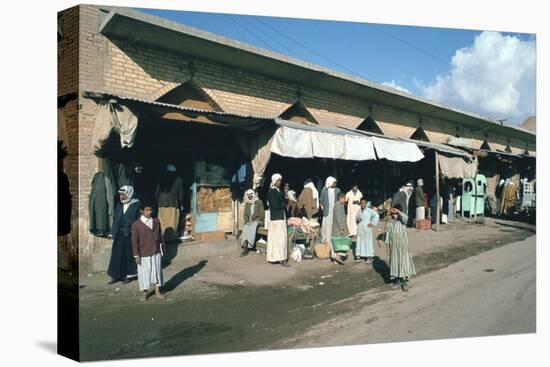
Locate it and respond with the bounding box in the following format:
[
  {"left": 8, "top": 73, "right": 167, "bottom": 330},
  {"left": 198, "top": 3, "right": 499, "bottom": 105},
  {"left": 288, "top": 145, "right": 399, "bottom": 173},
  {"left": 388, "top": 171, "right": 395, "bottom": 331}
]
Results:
[{"left": 520, "top": 116, "right": 536, "bottom": 133}]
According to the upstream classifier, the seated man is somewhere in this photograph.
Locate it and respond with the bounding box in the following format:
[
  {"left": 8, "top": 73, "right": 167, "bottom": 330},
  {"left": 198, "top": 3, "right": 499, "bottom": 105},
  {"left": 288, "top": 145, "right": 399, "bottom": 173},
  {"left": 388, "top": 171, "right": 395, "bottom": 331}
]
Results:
[{"left": 240, "top": 189, "right": 265, "bottom": 257}]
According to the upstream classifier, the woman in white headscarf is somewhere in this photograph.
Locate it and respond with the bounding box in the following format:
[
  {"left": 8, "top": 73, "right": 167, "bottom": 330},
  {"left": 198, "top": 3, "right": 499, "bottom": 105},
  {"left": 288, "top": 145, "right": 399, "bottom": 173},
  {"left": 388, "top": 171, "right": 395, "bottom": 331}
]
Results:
[
  {"left": 319, "top": 176, "right": 341, "bottom": 244},
  {"left": 107, "top": 185, "right": 141, "bottom": 284},
  {"left": 266, "top": 174, "right": 290, "bottom": 266},
  {"left": 240, "top": 189, "right": 265, "bottom": 257}
]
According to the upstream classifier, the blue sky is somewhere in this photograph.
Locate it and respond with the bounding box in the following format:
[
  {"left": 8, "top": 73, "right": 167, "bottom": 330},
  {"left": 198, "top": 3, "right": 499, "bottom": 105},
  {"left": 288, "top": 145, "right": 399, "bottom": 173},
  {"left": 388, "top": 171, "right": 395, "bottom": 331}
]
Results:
[{"left": 137, "top": 8, "right": 536, "bottom": 124}]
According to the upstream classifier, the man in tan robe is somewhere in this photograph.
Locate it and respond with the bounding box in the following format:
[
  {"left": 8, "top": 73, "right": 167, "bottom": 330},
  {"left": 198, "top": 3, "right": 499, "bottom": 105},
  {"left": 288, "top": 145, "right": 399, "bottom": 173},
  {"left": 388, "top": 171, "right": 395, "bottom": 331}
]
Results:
[{"left": 298, "top": 179, "right": 319, "bottom": 220}]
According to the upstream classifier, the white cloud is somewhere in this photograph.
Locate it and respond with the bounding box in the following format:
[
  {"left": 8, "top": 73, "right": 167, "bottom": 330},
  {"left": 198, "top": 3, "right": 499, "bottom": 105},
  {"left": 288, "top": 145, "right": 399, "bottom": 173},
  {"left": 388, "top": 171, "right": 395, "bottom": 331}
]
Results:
[
  {"left": 381, "top": 80, "right": 412, "bottom": 94},
  {"left": 418, "top": 31, "right": 535, "bottom": 124}
]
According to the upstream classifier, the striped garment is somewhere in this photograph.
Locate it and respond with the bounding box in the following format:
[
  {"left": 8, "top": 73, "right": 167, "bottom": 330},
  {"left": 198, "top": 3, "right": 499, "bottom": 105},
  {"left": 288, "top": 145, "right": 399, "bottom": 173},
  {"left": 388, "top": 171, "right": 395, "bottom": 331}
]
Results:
[
  {"left": 137, "top": 252, "right": 163, "bottom": 291},
  {"left": 385, "top": 211, "right": 416, "bottom": 278}
]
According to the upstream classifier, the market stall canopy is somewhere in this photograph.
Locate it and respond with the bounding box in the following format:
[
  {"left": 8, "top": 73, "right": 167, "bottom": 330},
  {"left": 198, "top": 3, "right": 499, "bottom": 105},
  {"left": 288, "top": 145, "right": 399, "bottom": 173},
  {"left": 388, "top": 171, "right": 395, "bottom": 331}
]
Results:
[
  {"left": 85, "top": 91, "right": 424, "bottom": 163},
  {"left": 342, "top": 125, "right": 474, "bottom": 159},
  {"left": 339, "top": 126, "right": 425, "bottom": 162},
  {"left": 398, "top": 138, "right": 472, "bottom": 158},
  {"left": 438, "top": 155, "right": 477, "bottom": 179},
  {"left": 270, "top": 119, "right": 377, "bottom": 161},
  {"left": 371, "top": 137, "right": 424, "bottom": 162}
]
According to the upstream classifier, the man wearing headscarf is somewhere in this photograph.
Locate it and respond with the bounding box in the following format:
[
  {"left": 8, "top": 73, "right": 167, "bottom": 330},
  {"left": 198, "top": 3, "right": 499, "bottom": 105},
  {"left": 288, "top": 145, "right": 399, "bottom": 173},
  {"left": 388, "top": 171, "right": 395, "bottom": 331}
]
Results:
[
  {"left": 107, "top": 185, "right": 141, "bottom": 284},
  {"left": 415, "top": 178, "right": 426, "bottom": 221},
  {"left": 266, "top": 174, "right": 290, "bottom": 266},
  {"left": 405, "top": 181, "right": 416, "bottom": 227},
  {"left": 319, "top": 176, "right": 341, "bottom": 243},
  {"left": 240, "top": 189, "right": 265, "bottom": 257},
  {"left": 392, "top": 182, "right": 413, "bottom": 218},
  {"left": 345, "top": 183, "right": 363, "bottom": 236},
  {"left": 298, "top": 179, "right": 319, "bottom": 220},
  {"left": 286, "top": 190, "right": 299, "bottom": 217}
]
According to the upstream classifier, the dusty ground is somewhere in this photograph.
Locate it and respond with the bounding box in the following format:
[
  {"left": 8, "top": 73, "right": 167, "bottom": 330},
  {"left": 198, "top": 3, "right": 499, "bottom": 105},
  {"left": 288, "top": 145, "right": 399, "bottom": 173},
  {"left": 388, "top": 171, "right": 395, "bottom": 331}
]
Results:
[
  {"left": 281, "top": 235, "right": 536, "bottom": 348},
  {"left": 77, "top": 218, "right": 535, "bottom": 361}
]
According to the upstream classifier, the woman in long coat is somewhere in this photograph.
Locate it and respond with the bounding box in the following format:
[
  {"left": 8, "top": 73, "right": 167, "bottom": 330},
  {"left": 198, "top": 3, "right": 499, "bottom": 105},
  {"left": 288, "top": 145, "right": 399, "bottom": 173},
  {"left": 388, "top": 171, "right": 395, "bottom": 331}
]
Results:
[
  {"left": 385, "top": 204, "right": 416, "bottom": 291},
  {"left": 107, "top": 185, "right": 141, "bottom": 284},
  {"left": 319, "top": 176, "right": 340, "bottom": 243},
  {"left": 267, "top": 174, "right": 289, "bottom": 267}
]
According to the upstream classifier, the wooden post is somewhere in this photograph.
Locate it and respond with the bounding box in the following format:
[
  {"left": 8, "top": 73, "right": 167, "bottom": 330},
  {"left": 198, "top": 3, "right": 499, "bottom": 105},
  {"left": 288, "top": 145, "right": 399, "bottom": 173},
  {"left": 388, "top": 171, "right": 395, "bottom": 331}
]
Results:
[{"left": 435, "top": 151, "right": 440, "bottom": 232}]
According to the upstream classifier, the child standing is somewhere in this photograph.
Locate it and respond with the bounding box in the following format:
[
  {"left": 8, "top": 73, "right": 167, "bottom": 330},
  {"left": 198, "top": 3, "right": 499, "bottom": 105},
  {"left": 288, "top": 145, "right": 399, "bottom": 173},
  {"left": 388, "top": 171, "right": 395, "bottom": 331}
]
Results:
[
  {"left": 385, "top": 204, "right": 416, "bottom": 291},
  {"left": 131, "top": 203, "right": 166, "bottom": 301},
  {"left": 355, "top": 198, "right": 380, "bottom": 264}
]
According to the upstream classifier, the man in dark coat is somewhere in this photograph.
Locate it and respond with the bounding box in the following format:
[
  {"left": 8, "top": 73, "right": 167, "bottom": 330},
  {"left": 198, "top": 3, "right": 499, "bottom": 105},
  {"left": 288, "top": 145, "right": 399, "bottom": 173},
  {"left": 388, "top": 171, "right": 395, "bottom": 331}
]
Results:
[
  {"left": 266, "top": 173, "right": 289, "bottom": 267},
  {"left": 107, "top": 185, "right": 141, "bottom": 284}
]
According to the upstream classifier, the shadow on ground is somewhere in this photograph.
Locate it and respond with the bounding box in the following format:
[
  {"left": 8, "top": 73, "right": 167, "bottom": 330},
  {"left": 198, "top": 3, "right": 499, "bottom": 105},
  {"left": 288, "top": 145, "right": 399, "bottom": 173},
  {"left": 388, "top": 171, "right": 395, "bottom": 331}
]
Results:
[
  {"left": 163, "top": 260, "right": 208, "bottom": 293},
  {"left": 372, "top": 256, "right": 392, "bottom": 283}
]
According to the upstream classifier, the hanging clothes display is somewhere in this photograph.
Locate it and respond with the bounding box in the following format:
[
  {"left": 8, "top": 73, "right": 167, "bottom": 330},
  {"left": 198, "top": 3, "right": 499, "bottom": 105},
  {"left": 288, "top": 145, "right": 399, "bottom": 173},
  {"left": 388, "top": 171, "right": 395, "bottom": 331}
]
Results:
[
  {"left": 495, "top": 179, "right": 505, "bottom": 215},
  {"left": 89, "top": 171, "right": 110, "bottom": 237},
  {"left": 500, "top": 181, "right": 518, "bottom": 215}
]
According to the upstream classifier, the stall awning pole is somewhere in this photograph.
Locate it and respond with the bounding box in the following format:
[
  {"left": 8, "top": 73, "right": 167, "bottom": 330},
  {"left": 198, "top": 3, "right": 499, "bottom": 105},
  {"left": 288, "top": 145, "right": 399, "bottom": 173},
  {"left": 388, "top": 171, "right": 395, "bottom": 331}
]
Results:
[{"left": 435, "top": 151, "right": 440, "bottom": 232}]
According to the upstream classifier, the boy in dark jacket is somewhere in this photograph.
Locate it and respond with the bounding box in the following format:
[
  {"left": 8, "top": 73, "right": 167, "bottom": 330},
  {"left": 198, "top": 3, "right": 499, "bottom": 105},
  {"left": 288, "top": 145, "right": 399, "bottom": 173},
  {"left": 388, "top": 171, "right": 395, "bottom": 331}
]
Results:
[{"left": 131, "top": 203, "right": 165, "bottom": 301}]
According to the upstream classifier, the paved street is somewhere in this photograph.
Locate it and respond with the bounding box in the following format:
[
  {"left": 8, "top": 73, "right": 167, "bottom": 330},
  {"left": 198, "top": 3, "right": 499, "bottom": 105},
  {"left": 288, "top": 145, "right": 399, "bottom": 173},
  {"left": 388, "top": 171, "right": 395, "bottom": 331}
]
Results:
[{"left": 77, "top": 219, "right": 535, "bottom": 361}]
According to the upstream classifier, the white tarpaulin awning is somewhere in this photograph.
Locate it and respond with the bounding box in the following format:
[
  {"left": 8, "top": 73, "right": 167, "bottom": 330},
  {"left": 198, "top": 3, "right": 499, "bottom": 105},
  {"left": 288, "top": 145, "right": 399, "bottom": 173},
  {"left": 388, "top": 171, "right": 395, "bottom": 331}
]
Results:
[
  {"left": 372, "top": 137, "right": 424, "bottom": 162},
  {"left": 438, "top": 155, "right": 477, "bottom": 179},
  {"left": 269, "top": 125, "right": 376, "bottom": 161},
  {"left": 270, "top": 126, "right": 314, "bottom": 158},
  {"left": 311, "top": 131, "right": 346, "bottom": 158},
  {"left": 343, "top": 135, "right": 376, "bottom": 160}
]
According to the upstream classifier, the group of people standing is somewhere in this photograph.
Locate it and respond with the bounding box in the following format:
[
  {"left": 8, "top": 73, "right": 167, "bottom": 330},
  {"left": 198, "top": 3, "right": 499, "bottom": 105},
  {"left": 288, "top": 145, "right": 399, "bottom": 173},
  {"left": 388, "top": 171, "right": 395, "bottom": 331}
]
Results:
[
  {"left": 104, "top": 173, "right": 417, "bottom": 294},
  {"left": 242, "top": 173, "right": 416, "bottom": 291}
]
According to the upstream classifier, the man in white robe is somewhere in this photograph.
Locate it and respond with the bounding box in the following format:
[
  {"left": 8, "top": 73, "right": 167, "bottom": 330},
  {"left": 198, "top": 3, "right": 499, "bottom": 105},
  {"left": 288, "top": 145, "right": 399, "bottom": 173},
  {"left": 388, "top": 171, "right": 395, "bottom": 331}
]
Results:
[{"left": 345, "top": 184, "right": 363, "bottom": 236}]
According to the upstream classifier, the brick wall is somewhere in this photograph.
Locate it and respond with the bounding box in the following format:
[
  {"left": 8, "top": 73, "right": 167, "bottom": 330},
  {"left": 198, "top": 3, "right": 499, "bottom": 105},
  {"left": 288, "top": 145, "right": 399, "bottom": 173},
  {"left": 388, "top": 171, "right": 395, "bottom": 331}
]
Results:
[
  {"left": 57, "top": 6, "right": 79, "bottom": 270},
  {"left": 98, "top": 24, "right": 531, "bottom": 151},
  {"left": 71, "top": 5, "right": 535, "bottom": 271}
]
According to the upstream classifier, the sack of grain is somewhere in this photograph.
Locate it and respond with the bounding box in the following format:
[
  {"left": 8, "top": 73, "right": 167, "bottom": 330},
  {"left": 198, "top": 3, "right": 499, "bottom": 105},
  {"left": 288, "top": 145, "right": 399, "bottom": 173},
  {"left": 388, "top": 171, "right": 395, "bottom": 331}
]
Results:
[{"left": 313, "top": 243, "right": 331, "bottom": 259}]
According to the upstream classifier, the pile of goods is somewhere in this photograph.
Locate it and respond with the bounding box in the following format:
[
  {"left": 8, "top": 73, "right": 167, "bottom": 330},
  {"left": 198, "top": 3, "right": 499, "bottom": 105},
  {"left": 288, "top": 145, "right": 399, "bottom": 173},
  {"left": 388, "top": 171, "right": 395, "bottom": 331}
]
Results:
[{"left": 197, "top": 186, "right": 232, "bottom": 213}]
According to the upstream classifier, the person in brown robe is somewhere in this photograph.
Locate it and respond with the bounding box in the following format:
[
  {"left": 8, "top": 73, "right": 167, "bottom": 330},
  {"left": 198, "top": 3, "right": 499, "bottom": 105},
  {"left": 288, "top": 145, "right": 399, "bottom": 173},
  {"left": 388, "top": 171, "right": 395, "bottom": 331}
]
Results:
[{"left": 298, "top": 179, "right": 319, "bottom": 220}]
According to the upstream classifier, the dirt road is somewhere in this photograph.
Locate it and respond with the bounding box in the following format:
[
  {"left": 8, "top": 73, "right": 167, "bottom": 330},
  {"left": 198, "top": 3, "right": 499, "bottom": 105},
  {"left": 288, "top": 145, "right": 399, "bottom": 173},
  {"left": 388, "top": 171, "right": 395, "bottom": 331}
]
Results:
[
  {"left": 282, "top": 235, "right": 536, "bottom": 348},
  {"left": 77, "top": 219, "right": 535, "bottom": 361}
]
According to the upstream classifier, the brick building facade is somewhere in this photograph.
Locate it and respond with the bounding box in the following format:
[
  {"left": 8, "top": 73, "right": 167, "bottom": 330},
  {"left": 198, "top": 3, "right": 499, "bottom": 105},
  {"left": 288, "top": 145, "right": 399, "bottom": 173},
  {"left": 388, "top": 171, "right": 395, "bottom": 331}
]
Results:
[{"left": 58, "top": 5, "right": 536, "bottom": 272}]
